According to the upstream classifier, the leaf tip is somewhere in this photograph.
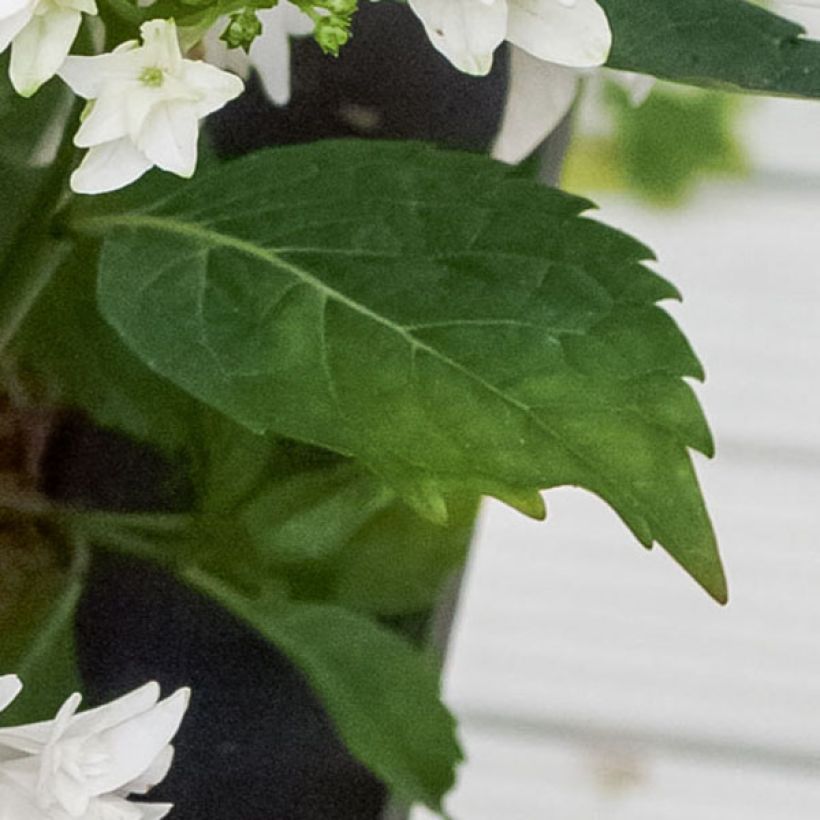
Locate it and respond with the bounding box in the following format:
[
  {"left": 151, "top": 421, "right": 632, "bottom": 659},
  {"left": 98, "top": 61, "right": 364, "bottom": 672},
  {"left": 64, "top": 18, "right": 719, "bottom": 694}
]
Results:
[
  {"left": 494, "top": 486, "right": 547, "bottom": 521},
  {"left": 705, "top": 567, "right": 729, "bottom": 606},
  {"left": 406, "top": 481, "right": 450, "bottom": 526}
]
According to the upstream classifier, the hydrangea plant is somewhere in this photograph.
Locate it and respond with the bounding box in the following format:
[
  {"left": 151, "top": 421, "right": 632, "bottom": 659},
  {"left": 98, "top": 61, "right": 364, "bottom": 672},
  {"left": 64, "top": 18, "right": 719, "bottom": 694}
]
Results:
[{"left": 1, "top": 0, "right": 820, "bottom": 815}]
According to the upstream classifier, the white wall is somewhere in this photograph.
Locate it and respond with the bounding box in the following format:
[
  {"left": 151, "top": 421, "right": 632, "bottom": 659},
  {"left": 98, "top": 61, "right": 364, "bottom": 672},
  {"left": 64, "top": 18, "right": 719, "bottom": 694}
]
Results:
[{"left": 414, "top": 95, "right": 820, "bottom": 819}]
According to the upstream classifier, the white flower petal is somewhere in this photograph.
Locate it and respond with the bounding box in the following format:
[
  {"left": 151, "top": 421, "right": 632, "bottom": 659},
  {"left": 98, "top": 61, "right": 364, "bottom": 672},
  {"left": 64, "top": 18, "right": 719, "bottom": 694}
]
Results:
[
  {"left": 74, "top": 87, "right": 132, "bottom": 147},
  {"left": 0, "top": 675, "right": 22, "bottom": 714},
  {"left": 408, "top": 0, "right": 507, "bottom": 75},
  {"left": 0, "top": 690, "right": 85, "bottom": 788},
  {"left": 492, "top": 45, "right": 578, "bottom": 163},
  {"left": 10, "top": 5, "right": 85, "bottom": 96},
  {"left": 1, "top": 0, "right": 36, "bottom": 19},
  {"left": 132, "top": 803, "right": 173, "bottom": 820},
  {"left": 0, "top": 783, "right": 44, "bottom": 820},
  {"left": 0, "top": 748, "right": 42, "bottom": 796},
  {"left": 0, "top": 4, "right": 34, "bottom": 55},
  {"left": 119, "top": 745, "right": 174, "bottom": 796},
  {"left": 0, "top": 726, "right": 46, "bottom": 756},
  {"left": 79, "top": 794, "right": 155, "bottom": 820},
  {"left": 71, "top": 138, "right": 154, "bottom": 193},
  {"left": 122, "top": 83, "right": 165, "bottom": 143},
  {"left": 251, "top": 2, "right": 314, "bottom": 106},
  {"left": 506, "top": 0, "right": 611, "bottom": 68},
  {"left": 181, "top": 59, "right": 244, "bottom": 117},
  {"left": 67, "top": 682, "right": 160, "bottom": 740},
  {"left": 49, "top": 692, "right": 82, "bottom": 740},
  {"left": 136, "top": 101, "right": 200, "bottom": 177},
  {"left": 63, "top": 0, "right": 98, "bottom": 14},
  {"left": 50, "top": 765, "right": 92, "bottom": 816},
  {"left": 139, "top": 17, "right": 182, "bottom": 73},
  {"left": 58, "top": 45, "right": 139, "bottom": 99},
  {"left": 0, "top": 688, "right": 86, "bottom": 754},
  {"left": 83, "top": 688, "right": 190, "bottom": 796}
]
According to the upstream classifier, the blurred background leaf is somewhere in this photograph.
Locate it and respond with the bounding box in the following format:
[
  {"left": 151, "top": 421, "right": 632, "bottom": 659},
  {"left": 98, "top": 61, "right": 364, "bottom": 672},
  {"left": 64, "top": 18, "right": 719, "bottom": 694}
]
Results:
[{"left": 564, "top": 81, "right": 747, "bottom": 206}]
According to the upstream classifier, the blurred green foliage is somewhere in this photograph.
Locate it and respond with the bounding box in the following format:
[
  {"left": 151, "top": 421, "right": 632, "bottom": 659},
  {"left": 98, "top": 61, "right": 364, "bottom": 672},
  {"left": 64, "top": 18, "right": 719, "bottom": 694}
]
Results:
[{"left": 564, "top": 81, "right": 747, "bottom": 206}]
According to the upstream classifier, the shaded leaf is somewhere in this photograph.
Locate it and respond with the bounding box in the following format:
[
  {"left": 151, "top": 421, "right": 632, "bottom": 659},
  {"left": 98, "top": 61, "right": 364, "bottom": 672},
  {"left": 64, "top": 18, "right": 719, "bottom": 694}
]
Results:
[
  {"left": 242, "top": 461, "right": 394, "bottom": 563},
  {"left": 187, "top": 571, "right": 462, "bottom": 811},
  {"left": 601, "top": 0, "right": 820, "bottom": 99},
  {"left": 0, "top": 63, "right": 71, "bottom": 260},
  {"left": 0, "top": 522, "right": 84, "bottom": 725},
  {"left": 332, "top": 495, "right": 476, "bottom": 617},
  {"left": 12, "top": 242, "right": 200, "bottom": 452}
]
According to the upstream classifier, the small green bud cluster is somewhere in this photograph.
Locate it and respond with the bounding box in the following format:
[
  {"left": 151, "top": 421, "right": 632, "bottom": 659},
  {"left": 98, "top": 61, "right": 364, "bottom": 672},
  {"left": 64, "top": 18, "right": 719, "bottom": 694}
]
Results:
[
  {"left": 221, "top": 8, "right": 264, "bottom": 53},
  {"left": 295, "top": 0, "right": 358, "bottom": 57},
  {"left": 210, "top": 0, "right": 358, "bottom": 58}
]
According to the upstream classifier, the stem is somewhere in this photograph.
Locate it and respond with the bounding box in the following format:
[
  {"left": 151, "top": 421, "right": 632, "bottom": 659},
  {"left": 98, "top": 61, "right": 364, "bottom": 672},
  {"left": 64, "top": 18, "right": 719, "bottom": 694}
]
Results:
[
  {"left": 0, "top": 91, "right": 81, "bottom": 356},
  {"left": 16, "top": 529, "right": 90, "bottom": 682},
  {"left": 73, "top": 509, "right": 196, "bottom": 534},
  {"left": 68, "top": 509, "right": 195, "bottom": 566}
]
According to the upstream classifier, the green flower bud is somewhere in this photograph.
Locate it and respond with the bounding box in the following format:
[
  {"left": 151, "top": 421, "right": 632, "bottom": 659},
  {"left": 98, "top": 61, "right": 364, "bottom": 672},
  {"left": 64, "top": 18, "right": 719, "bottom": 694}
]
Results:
[
  {"left": 314, "top": 16, "right": 350, "bottom": 55},
  {"left": 221, "top": 9, "right": 263, "bottom": 53},
  {"left": 316, "top": 0, "right": 357, "bottom": 16}
]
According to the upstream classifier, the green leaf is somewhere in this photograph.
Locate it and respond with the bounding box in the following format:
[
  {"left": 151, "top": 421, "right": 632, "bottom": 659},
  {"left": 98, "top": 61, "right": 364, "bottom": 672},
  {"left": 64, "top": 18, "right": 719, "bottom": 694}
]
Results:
[
  {"left": 0, "top": 63, "right": 70, "bottom": 259},
  {"left": 75, "top": 140, "right": 725, "bottom": 602},
  {"left": 0, "top": 67, "right": 79, "bottom": 356},
  {"left": 12, "top": 241, "right": 201, "bottom": 452},
  {"left": 601, "top": 0, "right": 820, "bottom": 99},
  {"left": 242, "top": 461, "right": 394, "bottom": 563},
  {"left": 608, "top": 84, "right": 746, "bottom": 205},
  {"left": 0, "top": 525, "right": 85, "bottom": 726},
  {"left": 332, "top": 494, "right": 476, "bottom": 617},
  {"left": 186, "top": 570, "right": 462, "bottom": 812},
  {"left": 565, "top": 83, "right": 747, "bottom": 206}
]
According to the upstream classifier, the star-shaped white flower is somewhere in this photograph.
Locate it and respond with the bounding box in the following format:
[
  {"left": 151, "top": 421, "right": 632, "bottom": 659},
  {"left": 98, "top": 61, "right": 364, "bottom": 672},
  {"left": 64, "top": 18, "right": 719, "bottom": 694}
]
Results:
[
  {"left": 0, "top": 680, "right": 188, "bottom": 819},
  {"left": 408, "top": 0, "right": 611, "bottom": 77},
  {"left": 58, "top": 18, "right": 245, "bottom": 194},
  {"left": 0, "top": 0, "right": 97, "bottom": 97}
]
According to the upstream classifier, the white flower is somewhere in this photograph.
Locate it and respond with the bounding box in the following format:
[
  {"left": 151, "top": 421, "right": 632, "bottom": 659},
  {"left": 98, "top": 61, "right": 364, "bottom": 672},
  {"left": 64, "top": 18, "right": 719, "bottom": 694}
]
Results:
[
  {"left": 0, "top": 680, "right": 188, "bottom": 819},
  {"left": 58, "top": 18, "right": 245, "bottom": 194},
  {"left": 408, "top": 0, "right": 611, "bottom": 77},
  {"left": 0, "top": 0, "right": 97, "bottom": 97}
]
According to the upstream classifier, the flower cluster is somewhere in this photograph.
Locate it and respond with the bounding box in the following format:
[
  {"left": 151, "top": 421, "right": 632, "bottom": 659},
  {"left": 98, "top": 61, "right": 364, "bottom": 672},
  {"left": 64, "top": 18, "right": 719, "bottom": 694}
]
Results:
[
  {"left": 59, "top": 19, "right": 245, "bottom": 194},
  {"left": 0, "top": 0, "right": 612, "bottom": 193},
  {"left": 407, "top": 0, "right": 612, "bottom": 77},
  {"left": 0, "top": 674, "right": 189, "bottom": 820},
  {"left": 0, "top": 0, "right": 97, "bottom": 97},
  {"left": 0, "top": 4, "right": 244, "bottom": 194}
]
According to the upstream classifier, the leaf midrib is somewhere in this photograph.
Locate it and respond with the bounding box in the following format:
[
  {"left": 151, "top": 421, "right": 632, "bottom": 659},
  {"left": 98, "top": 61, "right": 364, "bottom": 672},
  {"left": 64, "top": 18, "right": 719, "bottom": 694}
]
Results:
[{"left": 78, "top": 212, "right": 655, "bottom": 531}]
